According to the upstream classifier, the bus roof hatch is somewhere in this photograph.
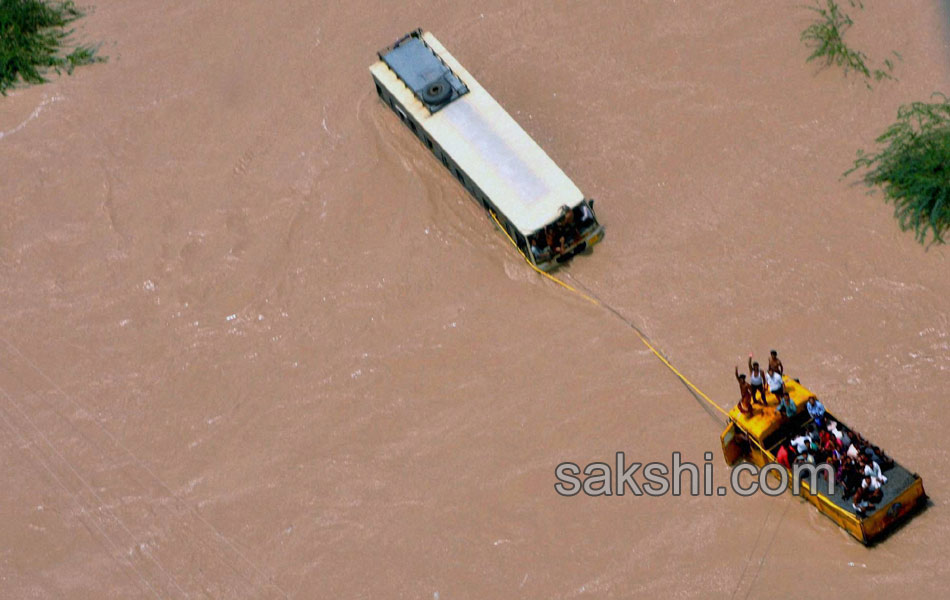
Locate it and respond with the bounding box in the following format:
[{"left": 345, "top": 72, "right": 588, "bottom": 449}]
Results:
[{"left": 379, "top": 30, "right": 468, "bottom": 113}]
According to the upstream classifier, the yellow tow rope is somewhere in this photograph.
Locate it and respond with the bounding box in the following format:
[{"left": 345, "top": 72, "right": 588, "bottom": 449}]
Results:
[{"left": 489, "top": 211, "right": 732, "bottom": 422}]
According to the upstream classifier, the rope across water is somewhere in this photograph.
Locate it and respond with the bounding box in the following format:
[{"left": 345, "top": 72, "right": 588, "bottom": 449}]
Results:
[{"left": 488, "top": 210, "right": 731, "bottom": 424}]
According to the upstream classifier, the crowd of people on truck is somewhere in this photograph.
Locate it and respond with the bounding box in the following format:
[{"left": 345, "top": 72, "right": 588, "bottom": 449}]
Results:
[
  {"left": 776, "top": 419, "right": 895, "bottom": 515},
  {"left": 733, "top": 349, "right": 896, "bottom": 516},
  {"left": 528, "top": 202, "right": 596, "bottom": 263}
]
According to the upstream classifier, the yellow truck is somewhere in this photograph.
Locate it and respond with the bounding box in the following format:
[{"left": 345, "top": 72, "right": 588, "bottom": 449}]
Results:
[{"left": 720, "top": 377, "right": 926, "bottom": 544}]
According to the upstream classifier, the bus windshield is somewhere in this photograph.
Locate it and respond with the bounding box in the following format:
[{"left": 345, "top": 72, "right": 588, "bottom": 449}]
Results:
[{"left": 529, "top": 201, "right": 599, "bottom": 262}]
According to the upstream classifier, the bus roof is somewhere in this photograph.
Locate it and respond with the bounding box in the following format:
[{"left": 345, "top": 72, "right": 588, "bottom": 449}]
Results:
[{"left": 370, "top": 31, "right": 585, "bottom": 235}]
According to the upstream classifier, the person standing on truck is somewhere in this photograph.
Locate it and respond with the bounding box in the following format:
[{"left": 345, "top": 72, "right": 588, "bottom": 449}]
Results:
[
  {"left": 747, "top": 354, "right": 766, "bottom": 405},
  {"left": 852, "top": 482, "right": 877, "bottom": 514},
  {"left": 778, "top": 391, "right": 796, "bottom": 418},
  {"left": 841, "top": 457, "right": 863, "bottom": 497},
  {"left": 734, "top": 367, "right": 753, "bottom": 415},
  {"left": 807, "top": 397, "right": 826, "bottom": 427},
  {"left": 862, "top": 455, "right": 888, "bottom": 485},
  {"left": 860, "top": 475, "right": 884, "bottom": 503},
  {"left": 769, "top": 350, "right": 784, "bottom": 375},
  {"left": 776, "top": 443, "right": 793, "bottom": 469},
  {"left": 765, "top": 366, "right": 784, "bottom": 400},
  {"left": 827, "top": 420, "right": 850, "bottom": 448},
  {"left": 791, "top": 433, "right": 810, "bottom": 454}
]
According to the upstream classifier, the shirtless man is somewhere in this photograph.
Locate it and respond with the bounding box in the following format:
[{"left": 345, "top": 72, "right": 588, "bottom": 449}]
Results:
[
  {"left": 769, "top": 350, "right": 784, "bottom": 376},
  {"left": 735, "top": 367, "right": 753, "bottom": 414}
]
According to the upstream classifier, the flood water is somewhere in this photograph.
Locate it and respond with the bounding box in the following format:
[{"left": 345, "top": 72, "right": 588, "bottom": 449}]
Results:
[{"left": 1, "top": 1, "right": 949, "bottom": 597}]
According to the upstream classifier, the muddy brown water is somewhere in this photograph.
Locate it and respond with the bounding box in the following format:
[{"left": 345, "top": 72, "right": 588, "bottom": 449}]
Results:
[{"left": 1, "top": 1, "right": 949, "bottom": 597}]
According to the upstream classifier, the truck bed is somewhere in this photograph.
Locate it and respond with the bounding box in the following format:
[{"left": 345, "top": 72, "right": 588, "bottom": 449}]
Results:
[{"left": 767, "top": 410, "right": 924, "bottom": 522}]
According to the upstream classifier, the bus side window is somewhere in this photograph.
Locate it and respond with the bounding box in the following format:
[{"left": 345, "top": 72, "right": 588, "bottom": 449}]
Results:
[
  {"left": 454, "top": 168, "right": 464, "bottom": 184},
  {"left": 515, "top": 231, "right": 528, "bottom": 253},
  {"left": 440, "top": 152, "right": 448, "bottom": 167},
  {"left": 375, "top": 82, "right": 383, "bottom": 97},
  {"left": 425, "top": 136, "right": 433, "bottom": 150},
  {"left": 392, "top": 101, "right": 407, "bottom": 123}
]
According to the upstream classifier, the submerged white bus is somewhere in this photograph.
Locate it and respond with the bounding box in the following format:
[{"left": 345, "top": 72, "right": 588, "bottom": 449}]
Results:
[{"left": 369, "top": 29, "right": 604, "bottom": 271}]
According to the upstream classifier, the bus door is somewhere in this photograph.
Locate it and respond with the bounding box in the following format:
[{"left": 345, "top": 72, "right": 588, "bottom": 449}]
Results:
[{"left": 721, "top": 421, "right": 747, "bottom": 466}]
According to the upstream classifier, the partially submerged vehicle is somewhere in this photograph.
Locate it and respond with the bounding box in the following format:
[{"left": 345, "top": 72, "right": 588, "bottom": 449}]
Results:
[
  {"left": 721, "top": 377, "right": 926, "bottom": 544},
  {"left": 369, "top": 29, "right": 604, "bottom": 270}
]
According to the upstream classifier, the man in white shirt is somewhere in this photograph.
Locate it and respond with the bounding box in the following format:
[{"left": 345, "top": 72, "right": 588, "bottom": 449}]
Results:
[
  {"left": 791, "top": 435, "right": 810, "bottom": 454},
  {"left": 862, "top": 457, "right": 888, "bottom": 485},
  {"left": 765, "top": 366, "right": 784, "bottom": 400}
]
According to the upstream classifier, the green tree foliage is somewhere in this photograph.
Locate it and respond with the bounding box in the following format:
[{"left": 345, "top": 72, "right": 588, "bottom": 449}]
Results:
[
  {"left": 846, "top": 94, "right": 950, "bottom": 245},
  {"left": 800, "top": 0, "right": 895, "bottom": 85},
  {"left": 0, "top": 0, "right": 104, "bottom": 95}
]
